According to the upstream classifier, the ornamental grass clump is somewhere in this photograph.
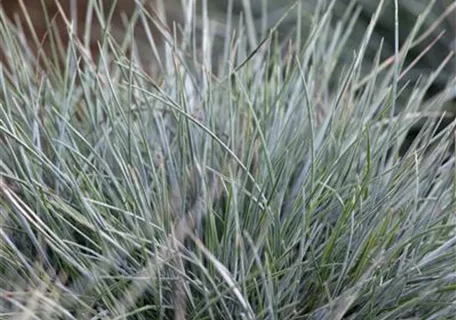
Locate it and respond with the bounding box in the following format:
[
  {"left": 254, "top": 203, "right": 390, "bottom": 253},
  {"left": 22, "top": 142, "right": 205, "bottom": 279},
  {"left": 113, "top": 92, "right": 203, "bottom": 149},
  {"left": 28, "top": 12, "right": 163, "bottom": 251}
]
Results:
[{"left": 0, "top": 0, "right": 455, "bottom": 319}]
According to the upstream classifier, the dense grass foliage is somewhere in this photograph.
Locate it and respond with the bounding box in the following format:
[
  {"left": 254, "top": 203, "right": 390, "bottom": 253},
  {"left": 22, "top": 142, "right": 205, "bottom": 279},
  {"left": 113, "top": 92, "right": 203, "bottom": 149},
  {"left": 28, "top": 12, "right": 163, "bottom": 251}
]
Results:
[{"left": 1, "top": 0, "right": 455, "bottom": 319}]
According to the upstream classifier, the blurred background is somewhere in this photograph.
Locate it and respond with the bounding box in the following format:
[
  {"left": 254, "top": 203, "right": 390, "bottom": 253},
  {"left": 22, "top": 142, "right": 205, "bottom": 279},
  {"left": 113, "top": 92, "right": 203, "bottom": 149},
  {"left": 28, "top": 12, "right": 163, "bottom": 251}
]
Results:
[{"left": 203, "top": 0, "right": 455, "bottom": 108}]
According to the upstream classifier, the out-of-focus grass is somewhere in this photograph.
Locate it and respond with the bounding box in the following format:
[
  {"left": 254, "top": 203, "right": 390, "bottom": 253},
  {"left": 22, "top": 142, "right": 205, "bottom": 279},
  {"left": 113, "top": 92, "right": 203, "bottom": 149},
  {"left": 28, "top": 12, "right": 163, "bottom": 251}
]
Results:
[{"left": 0, "top": 0, "right": 455, "bottom": 319}]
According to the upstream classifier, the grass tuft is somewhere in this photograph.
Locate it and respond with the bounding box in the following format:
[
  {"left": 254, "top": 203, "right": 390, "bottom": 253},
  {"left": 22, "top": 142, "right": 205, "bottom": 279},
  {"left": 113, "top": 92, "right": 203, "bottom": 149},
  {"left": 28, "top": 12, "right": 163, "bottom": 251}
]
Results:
[{"left": 0, "top": 1, "right": 455, "bottom": 319}]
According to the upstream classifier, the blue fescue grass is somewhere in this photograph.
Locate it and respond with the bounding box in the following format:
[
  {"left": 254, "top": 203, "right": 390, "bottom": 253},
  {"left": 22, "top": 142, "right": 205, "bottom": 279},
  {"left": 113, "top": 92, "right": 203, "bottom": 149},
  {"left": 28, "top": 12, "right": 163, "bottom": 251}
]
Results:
[{"left": 0, "top": 1, "right": 455, "bottom": 319}]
